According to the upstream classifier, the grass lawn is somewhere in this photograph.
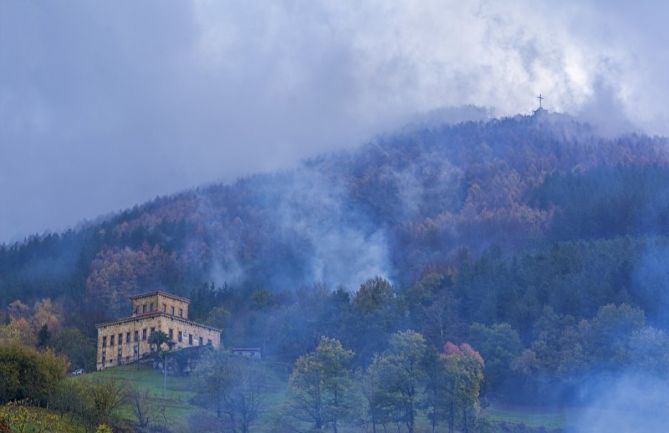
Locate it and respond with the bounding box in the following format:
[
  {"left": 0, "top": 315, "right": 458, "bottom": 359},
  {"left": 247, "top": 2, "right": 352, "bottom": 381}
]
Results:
[
  {"left": 82, "top": 363, "right": 289, "bottom": 432},
  {"left": 82, "top": 364, "right": 576, "bottom": 432},
  {"left": 484, "top": 403, "right": 580, "bottom": 430},
  {"left": 82, "top": 364, "right": 206, "bottom": 430}
]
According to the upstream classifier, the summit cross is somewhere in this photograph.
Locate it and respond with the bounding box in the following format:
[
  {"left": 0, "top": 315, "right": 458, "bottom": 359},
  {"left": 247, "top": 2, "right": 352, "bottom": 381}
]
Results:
[{"left": 537, "top": 93, "right": 544, "bottom": 109}]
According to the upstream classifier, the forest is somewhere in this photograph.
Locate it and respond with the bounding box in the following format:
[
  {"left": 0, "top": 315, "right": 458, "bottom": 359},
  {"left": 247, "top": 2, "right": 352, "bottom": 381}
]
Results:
[{"left": 2, "top": 111, "right": 669, "bottom": 431}]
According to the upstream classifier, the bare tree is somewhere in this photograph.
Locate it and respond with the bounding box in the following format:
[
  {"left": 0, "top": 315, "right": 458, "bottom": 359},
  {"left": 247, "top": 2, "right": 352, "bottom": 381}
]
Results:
[{"left": 129, "top": 386, "right": 156, "bottom": 428}]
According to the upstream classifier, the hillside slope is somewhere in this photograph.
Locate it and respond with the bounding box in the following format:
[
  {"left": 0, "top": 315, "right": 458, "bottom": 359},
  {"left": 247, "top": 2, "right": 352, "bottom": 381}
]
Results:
[{"left": 2, "top": 110, "right": 669, "bottom": 326}]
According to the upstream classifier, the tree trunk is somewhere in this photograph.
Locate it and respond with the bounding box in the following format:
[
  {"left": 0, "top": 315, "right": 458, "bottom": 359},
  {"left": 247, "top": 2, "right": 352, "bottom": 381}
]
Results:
[{"left": 448, "top": 402, "right": 454, "bottom": 433}]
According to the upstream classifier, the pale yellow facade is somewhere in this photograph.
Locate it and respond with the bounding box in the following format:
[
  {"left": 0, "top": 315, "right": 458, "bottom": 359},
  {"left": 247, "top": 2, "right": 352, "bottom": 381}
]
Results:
[{"left": 96, "top": 292, "right": 221, "bottom": 370}]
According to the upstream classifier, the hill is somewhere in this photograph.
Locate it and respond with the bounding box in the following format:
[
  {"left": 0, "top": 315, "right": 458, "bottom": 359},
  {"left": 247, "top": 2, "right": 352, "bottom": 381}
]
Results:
[
  {"left": 3, "top": 110, "right": 669, "bottom": 405},
  {"left": 3, "top": 110, "right": 667, "bottom": 307}
]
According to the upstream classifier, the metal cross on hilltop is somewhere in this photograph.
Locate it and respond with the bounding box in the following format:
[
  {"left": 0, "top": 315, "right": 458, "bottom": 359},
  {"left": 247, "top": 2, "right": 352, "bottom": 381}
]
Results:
[{"left": 537, "top": 93, "right": 544, "bottom": 109}]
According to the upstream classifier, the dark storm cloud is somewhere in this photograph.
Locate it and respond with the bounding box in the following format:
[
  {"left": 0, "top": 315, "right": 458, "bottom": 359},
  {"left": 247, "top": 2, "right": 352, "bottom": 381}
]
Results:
[{"left": 1, "top": 0, "right": 667, "bottom": 241}]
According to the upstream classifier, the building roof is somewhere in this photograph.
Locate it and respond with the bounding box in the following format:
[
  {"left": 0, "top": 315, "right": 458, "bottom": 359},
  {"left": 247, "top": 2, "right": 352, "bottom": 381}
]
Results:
[
  {"left": 129, "top": 291, "right": 191, "bottom": 304},
  {"left": 95, "top": 312, "right": 221, "bottom": 333}
]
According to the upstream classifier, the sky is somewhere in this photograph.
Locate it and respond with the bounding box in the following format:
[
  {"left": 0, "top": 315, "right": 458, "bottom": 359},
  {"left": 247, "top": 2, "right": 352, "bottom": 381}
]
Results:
[{"left": 1, "top": 0, "right": 668, "bottom": 242}]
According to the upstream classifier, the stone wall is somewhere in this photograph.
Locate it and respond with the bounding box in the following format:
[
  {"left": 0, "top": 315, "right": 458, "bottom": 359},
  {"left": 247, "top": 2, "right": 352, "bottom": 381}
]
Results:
[
  {"left": 130, "top": 293, "right": 190, "bottom": 319},
  {"left": 96, "top": 312, "right": 220, "bottom": 370}
]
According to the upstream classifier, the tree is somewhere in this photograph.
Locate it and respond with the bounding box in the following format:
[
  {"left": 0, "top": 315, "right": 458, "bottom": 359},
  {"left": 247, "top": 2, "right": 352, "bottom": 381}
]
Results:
[
  {"left": 364, "top": 355, "right": 403, "bottom": 433},
  {"left": 37, "top": 324, "right": 51, "bottom": 348},
  {"left": 441, "top": 343, "right": 485, "bottom": 433},
  {"left": 50, "top": 378, "right": 88, "bottom": 420},
  {"left": 193, "top": 348, "right": 235, "bottom": 418},
  {"left": 205, "top": 306, "right": 230, "bottom": 331},
  {"left": 350, "top": 278, "right": 403, "bottom": 362},
  {"left": 583, "top": 303, "right": 645, "bottom": 367},
  {"left": 148, "top": 330, "right": 170, "bottom": 352},
  {"left": 88, "top": 378, "right": 127, "bottom": 426},
  {"left": 353, "top": 277, "right": 394, "bottom": 314},
  {"left": 222, "top": 358, "right": 271, "bottom": 433},
  {"left": 0, "top": 344, "right": 67, "bottom": 404},
  {"left": 365, "top": 330, "right": 428, "bottom": 433},
  {"left": 423, "top": 349, "right": 448, "bottom": 433},
  {"left": 149, "top": 330, "right": 173, "bottom": 391},
  {"left": 194, "top": 348, "right": 271, "bottom": 433},
  {"left": 51, "top": 327, "right": 96, "bottom": 371},
  {"left": 288, "top": 336, "right": 355, "bottom": 432},
  {"left": 467, "top": 322, "right": 521, "bottom": 394},
  {"left": 31, "top": 298, "right": 63, "bottom": 334},
  {"left": 129, "top": 386, "right": 156, "bottom": 428},
  {"left": 0, "top": 318, "right": 36, "bottom": 346}
]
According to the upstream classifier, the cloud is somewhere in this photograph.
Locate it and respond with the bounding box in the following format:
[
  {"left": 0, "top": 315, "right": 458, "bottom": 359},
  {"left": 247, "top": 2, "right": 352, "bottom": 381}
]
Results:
[{"left": 0, "top": 0, "right": 667, "bottom": 241}]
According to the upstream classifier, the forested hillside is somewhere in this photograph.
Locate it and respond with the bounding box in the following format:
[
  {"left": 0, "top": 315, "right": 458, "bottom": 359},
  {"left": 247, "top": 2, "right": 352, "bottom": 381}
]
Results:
[{"left": 3, "top": 110, "right": 669, "bottom": 405}]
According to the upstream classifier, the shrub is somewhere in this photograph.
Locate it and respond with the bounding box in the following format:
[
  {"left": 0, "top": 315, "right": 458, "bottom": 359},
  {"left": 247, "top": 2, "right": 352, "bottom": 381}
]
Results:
[
  {"left": 96, "top": 424, "right": 113, "bottom": 433},
  {"left": 0, "top": 344, "right": 68, "bottom": 404}
]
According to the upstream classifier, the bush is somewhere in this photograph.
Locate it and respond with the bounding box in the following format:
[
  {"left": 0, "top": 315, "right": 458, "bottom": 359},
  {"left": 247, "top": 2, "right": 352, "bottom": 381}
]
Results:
[
  {"left": 50, "top": 378, "right": 88, "bottom": 417},
  {"left": 0, "top": 402, "right": 87, "bottom": 433},
  {"left": 0, "top": 344, "right": 68, "bottom": 404},
  {"left": 87, "top": 378, "right": 128, "bottom": 426},
  {"left": 95, "top": 424, "right": 113, "bottom": 433}
]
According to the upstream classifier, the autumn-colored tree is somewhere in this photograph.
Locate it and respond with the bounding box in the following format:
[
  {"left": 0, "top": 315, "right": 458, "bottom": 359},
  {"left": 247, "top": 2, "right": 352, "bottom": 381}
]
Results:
[
  {"left": 31, "top": 298, "right": 63, "bottom": 334},
  {"left": 84, "top": 244, "right": 178, "bottom": 315},
  {"left": 0, "top": 318, "right": 36, "bottom": 346},
  {"left": 440, "top": 342, "right": 485, "bottom": 433}
]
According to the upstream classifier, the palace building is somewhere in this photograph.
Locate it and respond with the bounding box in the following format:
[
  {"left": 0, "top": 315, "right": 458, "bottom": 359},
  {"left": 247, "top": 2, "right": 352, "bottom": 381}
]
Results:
[{"left": 95, "top": 291, "right": 221, "bottom": 370}]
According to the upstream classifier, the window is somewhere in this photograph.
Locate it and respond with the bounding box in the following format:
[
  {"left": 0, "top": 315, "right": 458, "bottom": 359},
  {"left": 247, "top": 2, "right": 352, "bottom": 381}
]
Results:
[
  {"left": 134, "top": 306, "right": 139, "bottom": 315},
  {"left": 102, "top": 336, "right": 107, "bottom": 348},
  {"left": 199, "top": 337, "right": 203, "bottom": 346},
  {"left": 169, "top": 329, "right": 173, "bottom": 339},
  {"left": 134, "top": 330, "right": 139, "bottom": 342},
  {"left": 189, "top": 334, "right": 193, "bottom": 345},
  {"left": 178, "top": 331, "right": 182, "bottom": 342},
  {"left": 126, "top": 332, "right": 131, "bottom": 343},
  {"left": 110, "top": 335, "right": 115, "bottom": 346},
  {"left": 163, "top": 304, "right": 167, "bottom": 313},
  {"left": 142, "top": 304, "right": 147, "bottom": 313},
  {"left": 142, "top": 329, "right": 147, "bottom": 340},
  {"left": 179, "top": 308, "right": 183, "bottom": 318},
  {"left": 207, "top": 339, "right": 212, "bottom": 346},
  {"left": 118, "top": 333, "right": 123, "bottom": 346},
  {"left": 150, "top": 327, "right": 155, "bottom": 336},
  {"left": 171, "top": 306, "right": 175, "bottom": 315},
  {"left": 150, "top": 302, "right": 154, "bottom": 312}
]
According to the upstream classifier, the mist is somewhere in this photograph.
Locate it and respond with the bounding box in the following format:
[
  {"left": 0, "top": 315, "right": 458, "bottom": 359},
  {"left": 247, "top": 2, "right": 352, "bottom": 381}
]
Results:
[
  {"left": 570, "top": 374, "right": 669, "bottom": 433},
  {"left": 2, "top": 0, "right": 669, "bottom": 242}
]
